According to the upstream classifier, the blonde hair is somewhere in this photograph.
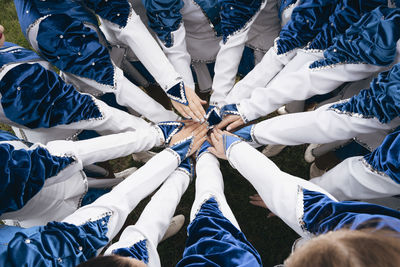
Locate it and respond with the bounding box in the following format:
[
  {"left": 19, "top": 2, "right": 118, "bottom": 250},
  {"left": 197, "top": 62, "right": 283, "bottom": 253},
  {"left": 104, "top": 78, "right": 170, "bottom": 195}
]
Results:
[{"left": 285, "top": 229, "right": 400, "bottom": 267}]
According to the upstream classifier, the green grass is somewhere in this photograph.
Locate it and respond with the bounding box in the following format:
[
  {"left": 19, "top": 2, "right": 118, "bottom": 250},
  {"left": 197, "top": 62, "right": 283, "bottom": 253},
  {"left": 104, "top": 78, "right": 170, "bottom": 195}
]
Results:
[{"left": 0, "top": 2, "right": 311, "bottom": 266}]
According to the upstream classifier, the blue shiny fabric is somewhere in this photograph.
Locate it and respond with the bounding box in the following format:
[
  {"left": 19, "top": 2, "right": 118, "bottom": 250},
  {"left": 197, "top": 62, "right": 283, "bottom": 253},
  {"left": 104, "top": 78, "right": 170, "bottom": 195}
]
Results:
[
  {"left": 196, "top": 140, "right": 212, "bottom": 160},
  {"left": 276, "top": 0, "right": 337, "bottom": 55},
  {"left": 194, "top": 0, "right": 222, "bottom": 35},
  {"left": 278, "top": 0, "right": 298, "bottom": 19},
  {"left": 81, "top": 188, "right": 111, "bottom": 206},
  {"left": 83, "top": 0, "right": 130, "bottom": 27},
  {"left": 0, "top": 63, "right": 102, "bottom": 129},
  {"left": 176, "top": 198, "right": 262, "bottom": 266},
  {"left": 220, "top": 0, "right": 264, "bottom": 43},
  {"left": 37, "top": 14, "right": 115, "bottom": 86},
  {"left": 14, "top": 0, "right": 98, "bottom": 37},
  {"left": 169, "top": 136, "right": 194, "bottom": 162},
  {"left": 363, "top": 128, "right": 400, "bottom": 184},
  {"left": 329, "top": 64, "right": 400, "bottom": 124},
  {"left": 205, "top": 105, "right": 222, "bottom": 126},
  {"left": 310, "top": 7, "right": 400, "bottom": 69},
  {"left": 308, "top": 0, "right": 387, "bottom": 51},
  {"left": 178, "top": 157, "right": 195, "bottom": 178},
  {"left": 166, "top": 81, "right": 189, "bottom": 105},
  {"left": 0, "top": 215, "right": 110, "bottom": 266},
  {"left": 0, "top": 42, "right": 41, "bottom": 68},
  {"left": 0, "top": 142, "right": 74, "bottom": 215},
  {"left": 0, "top": 130, "right": 19, "bottom": 142},
  {"left": 142, "top": 0, "right": 183, "bottom": 47},
  {"left": 156, "top": 121, "right": 184, "bottom": 145},
  {"left": 223, "top": 134, "right": 241, "bottom": 153},
  {"left": 113, "top": 239, "right": 149, "bottom": 263},
  {"left": 220, "top": 104, "right": 240, "bottom": 118},
  {"left": 233, "top": 125, "right": 254, "bottom": 142},
  {"left": 302, "top": 189, "right": 400, "bottom": 234}
]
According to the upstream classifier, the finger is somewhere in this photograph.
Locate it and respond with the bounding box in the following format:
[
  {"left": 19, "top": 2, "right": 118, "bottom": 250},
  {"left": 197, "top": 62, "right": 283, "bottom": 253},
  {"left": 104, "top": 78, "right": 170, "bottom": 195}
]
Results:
[
  {"left": 267, "top": 212, "right": 276, "bottom": 218},
  {"left": 177, "top": 105, "right": 191, "bottom": 119},
  {"left": 191, "top": 136, "right": 207, "bottom": 154},
  {"left": 184, "top": 123, "right": 200, "bottom": 133},
  {"left": 192, "top": 124, "right": 208, "bottom": 137},
  {"left": 185, "top": 106, "right": 199, "bottom": 122},
  {"left": 214, "top": 129, "right": 223, "bottom": 141},
  {"left": 191, "top": 101, "right": 206, "bottom": 121},
  {"left": 226, "top": 119, "right": 244, "bottom": 131},
  {"left": 183, "top": 121, "right": 196, "bottom": 127},
  {"left": 249, "top": 194, "right": 260, "bottom": 200},
  {"left": 210, "top": 132, "right": 218, "bottom": 146},
  {"left": 216, "top": 116, "right": 237, "bottom": 130},
  {"left": 193, "top": 96, "right": 207, "bottom": 116}
]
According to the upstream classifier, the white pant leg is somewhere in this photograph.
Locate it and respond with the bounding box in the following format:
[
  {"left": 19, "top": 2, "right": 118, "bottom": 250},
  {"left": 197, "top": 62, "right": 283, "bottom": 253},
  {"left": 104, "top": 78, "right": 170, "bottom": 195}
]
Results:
[
  {"left": 239, "top": 50, "right": 385, "bottom": 122},
  {"left": 190, "top": 153, "right": 240, "bottom": 229},
  {"left": 226, "top": 46, "right": 296, "bottom": 104},
  {"left": 251, "top": 102, "right": 400, "bottom": 146},
  {"left": 227, "top": 141, "right": 336, "bottom": 237},
  {"left": 99, "top": 8, "right": 183, "bottom": 91},
  {"left": 104, "top": 170, "right": 190, "bottom": 267},
  {"left": 310, "top": 156, "right": 400, "bottom": 201},
  {"left": 62, "top": 149, "right": 179, "bottom": 241}
]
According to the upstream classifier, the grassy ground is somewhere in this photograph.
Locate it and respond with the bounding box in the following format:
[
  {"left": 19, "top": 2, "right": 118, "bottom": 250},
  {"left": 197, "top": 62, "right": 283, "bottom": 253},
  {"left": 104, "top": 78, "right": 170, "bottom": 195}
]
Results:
[{"left": 0, "top": 2, "right": 311, "bottom": 266}]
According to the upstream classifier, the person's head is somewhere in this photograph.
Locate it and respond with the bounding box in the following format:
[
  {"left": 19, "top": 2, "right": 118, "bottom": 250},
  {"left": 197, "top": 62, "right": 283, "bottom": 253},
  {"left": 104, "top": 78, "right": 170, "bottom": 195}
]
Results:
[
  {"left": 0, "top": 25, "right": 5, "bottom": 47},
  {"left": 76, "top": 255, "right": 147, "bottom": 267},
  {"left": 285, "top": 229, "right": 400, "bottom": 267}
]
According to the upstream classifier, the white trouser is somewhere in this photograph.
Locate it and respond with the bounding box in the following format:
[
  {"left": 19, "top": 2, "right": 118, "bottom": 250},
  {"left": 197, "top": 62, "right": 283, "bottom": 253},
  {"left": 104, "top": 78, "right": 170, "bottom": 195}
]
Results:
[
  {"left": 190, "top": 153, "right": 240, "bottom": 229},
  {"left": 12, "top": 97, "right": 153, "bottom": 143},
  {"left": 238, "top": 50, "right": 385, "bottom": 122},
  {"left": 105, "top": 169, "right": 190, "bottom": 266},
  {"left": 227, "top": 141, "right": 336, "bottom": 237},
  {"left": 226, "top": 45, "right": 297, "bottom": 104},
  {"left": 251, "top": 102, "right": 400, "bottom": 146},
  {"left": 62, "top": 149, "right": 179, "bottom": 244},
  {"left": 310, "top": 156, "right": 400, "bottom": 201}
]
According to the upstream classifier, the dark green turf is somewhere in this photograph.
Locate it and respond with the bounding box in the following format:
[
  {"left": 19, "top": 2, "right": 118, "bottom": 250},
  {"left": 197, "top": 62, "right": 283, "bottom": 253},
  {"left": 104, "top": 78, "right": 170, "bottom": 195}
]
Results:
[{"left": 0, "top": 2, "right": 311, "bottom": 265}]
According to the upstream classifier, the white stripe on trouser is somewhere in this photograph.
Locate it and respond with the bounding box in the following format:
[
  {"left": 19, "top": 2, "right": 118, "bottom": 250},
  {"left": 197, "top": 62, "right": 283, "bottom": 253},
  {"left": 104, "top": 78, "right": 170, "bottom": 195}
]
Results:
[{"left": 310, "top": 156, "right": 400, "bottom": 201}]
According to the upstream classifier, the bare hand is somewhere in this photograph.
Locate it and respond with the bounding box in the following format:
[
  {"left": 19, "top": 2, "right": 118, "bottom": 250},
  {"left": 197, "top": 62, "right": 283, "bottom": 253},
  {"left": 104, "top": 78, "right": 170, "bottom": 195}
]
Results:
[
  {"left": 249, "top": 194, "right": 276, "bottom": 218},
  {"left": 0, "top": 25, "right": 5, "bottom": 48},
  {"left": 216, "top": 115, "right": 244, "bottom": 131},
  {"left": 172, "top": 86, "right": 207, "bottom": 122},
  {"left": 170, "top": 122, "right": 208, "bottom": 156},
  {"left": 208, "top": 129, "right": 231, "bottom": 160}
]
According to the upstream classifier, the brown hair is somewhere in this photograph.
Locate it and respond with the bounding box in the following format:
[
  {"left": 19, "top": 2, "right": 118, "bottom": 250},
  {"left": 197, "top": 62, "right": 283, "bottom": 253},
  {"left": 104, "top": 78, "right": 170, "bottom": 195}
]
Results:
[
  {"left": 285, "top": 229, "right": 400, "bottom": 267},
  {"left": 76, "top": 255, "right": 147, "bottom": 267}
]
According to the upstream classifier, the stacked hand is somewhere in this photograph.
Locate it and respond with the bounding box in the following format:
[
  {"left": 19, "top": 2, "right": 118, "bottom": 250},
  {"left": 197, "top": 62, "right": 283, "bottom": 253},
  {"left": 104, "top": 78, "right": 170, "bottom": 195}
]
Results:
[
  {"left": 172, "top": 86, "right": 207, "bottom": 122},
  {"left": 169, "top": 121, "right": 208, "bottom": 156}
]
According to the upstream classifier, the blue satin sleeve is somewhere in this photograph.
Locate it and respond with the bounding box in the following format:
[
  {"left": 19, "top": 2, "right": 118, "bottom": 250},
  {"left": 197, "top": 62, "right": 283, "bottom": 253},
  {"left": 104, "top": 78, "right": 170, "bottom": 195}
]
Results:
[
  {"left": 0, "top": 142, "right": 74, "bottom": 216},
  {"left": 0, "top": 63, "right": 102, "bottom": 129},
  {"left": 0, "top": 130, "right": 19, "bottom": 142},
  {"left": 36, "top": 14, "right": 115, "bottom": 86},
  {"left": 176, "top": 198, "right": 262, "bottom": 267},
  {"left": 112, "top": 240, "right": 149, "bottom": 263},
  {"left": 193, "top": 0, "right": 222, "bottom": 35},
  {"left": 329, "top": 64, "right": 400, "bottom": 124},
  {"left": 219, "top": 0, "right": 264, "bottom": 43},
  {"left": 301, "top": 189, "right": 400, "bottom": 235},
  {"left": 363, "top": 128, "right": 400, "bottom": 184},
  {"left": 0, "top": 42, "right": 41, "bottom": 69},
  {"left": 308, "top": 0, "right": 387, "bottom": 51},
  {"left": 1, "top": 215, "right": 110, "bottom": 266},
  {"left": 276, "top": 0, "right": 337, "bottom": 55},
  {"left": 142, "top": 0, "right": 183, "bottom": 47},
  {"left": 83, "top": 0, "right": 130, "bottom": 27},
  {"left": 310, "top": 7, "right": 400, "bottom": 69}
]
